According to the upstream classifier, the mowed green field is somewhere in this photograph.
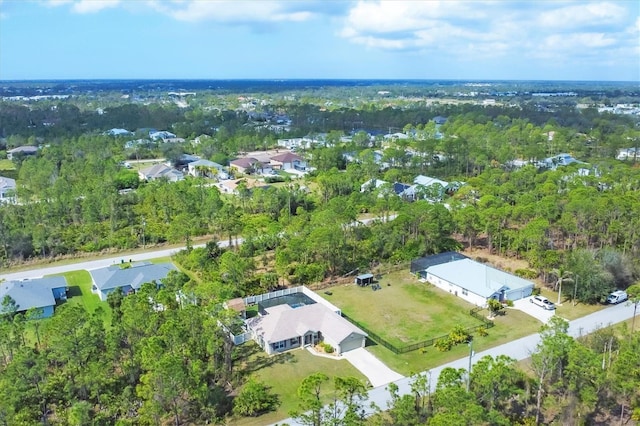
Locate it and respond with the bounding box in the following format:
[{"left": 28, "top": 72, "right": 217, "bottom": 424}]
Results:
[{"left": 322, "top": 271, "right": 483, "bottom": 346}]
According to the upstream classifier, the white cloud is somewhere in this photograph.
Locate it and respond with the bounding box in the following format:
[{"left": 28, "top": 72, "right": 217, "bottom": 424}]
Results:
[
  {"left": 543, "top": 32, "right": 617, "bottom": 50},
  {"left": 72, "top": 0, "right": 120, "bottom": 14},
  {"left": 537, "top": 2, "right": 626, "bottom": 29},
  {"left": 146, "top": 0, "right": 316, "bottom": 23},
  {"left": 43, "top": 0, "right": 120, "bottom": 13},
  {"left": 339, "top": 0, "right": 638, "bottom": 67}
]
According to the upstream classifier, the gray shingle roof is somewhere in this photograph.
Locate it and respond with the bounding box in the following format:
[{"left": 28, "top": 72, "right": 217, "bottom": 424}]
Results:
[
  {"left": 90, "top": 262, "right": 177, "bottom": 292},
  {"left": 0, "top": 276, "right": 68, "bottom": 312},
  {"left": 247, "top": 302, "right": 366, "bottom": 345}
]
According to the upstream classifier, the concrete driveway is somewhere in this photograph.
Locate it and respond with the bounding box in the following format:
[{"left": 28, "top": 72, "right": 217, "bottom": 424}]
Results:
[
  {"left": 342, "top": 348, "right": 404, "bottom": 388},
  {"left": 511, "top": 296, "right": 556, "bottom": 323}
]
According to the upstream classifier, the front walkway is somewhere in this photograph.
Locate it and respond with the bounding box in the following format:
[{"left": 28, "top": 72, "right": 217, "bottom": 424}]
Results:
[{"left": 341, "top": 348, "right": 405, "bottom": 387}]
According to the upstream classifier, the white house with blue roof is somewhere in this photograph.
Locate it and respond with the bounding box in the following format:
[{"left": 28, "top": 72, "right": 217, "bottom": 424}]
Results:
[
  {"left": 421, "top": 258, "right": 534, "bottom": 307},
  {"left": 90, "top": 262, "right": 177, "bottom": 301},
  {"left": 0, "top": 276, "right": 69, "bottom": 318}
]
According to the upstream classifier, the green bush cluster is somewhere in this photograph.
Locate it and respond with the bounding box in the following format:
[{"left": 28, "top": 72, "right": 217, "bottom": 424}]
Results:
[
  {"left": 321, "top": 342, "right": 334, "bottom": 354},
  {"left": 434, "top": 325, "right": 473, "bottom": 352},
  {"left": 515, "top": 269, "right": 538, "bottom": 279}
]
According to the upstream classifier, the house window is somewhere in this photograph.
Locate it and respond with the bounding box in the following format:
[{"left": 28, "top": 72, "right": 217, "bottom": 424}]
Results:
[
  {"left": 462, "top": 289, "right": 468, "bottom": 296},
  {"left": 273, "top": 340, "right": 286, "bottom": 350},
  {"left": 290, "top": 337, "right": 299, "bottom": 345}
]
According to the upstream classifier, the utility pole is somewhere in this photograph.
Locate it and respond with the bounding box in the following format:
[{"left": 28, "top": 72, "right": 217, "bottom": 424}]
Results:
[
  {"left": 467, "top": 338, "right": 474, "bottom": 392},
  {"left": 142, "top": 217, "right": 146, "bottom": 249}
]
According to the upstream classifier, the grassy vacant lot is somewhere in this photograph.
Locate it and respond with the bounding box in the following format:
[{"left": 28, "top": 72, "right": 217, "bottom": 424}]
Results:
[
  {"left": 322, "top": 271, "right": 483, "bottom": 346},
  {"left": 234, "top": 343, "right": 367, "bottom": 426},
  {"left": 366, "top": 305, "right": 542, "bottom": 376},
  {"left": 321, "top": 270, "right": 548, "bottom": 376},
  {"left": 51, "top": 270, "right": 112, "bottom": 325}
]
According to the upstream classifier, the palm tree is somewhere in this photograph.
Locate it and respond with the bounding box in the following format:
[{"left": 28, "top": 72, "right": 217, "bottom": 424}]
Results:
[{"left": 550, "top": 267, "right": 573, "bottom": 305}]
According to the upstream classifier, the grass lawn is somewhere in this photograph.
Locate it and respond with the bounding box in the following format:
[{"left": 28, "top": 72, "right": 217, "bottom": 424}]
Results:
[
  {"left": 322, "top": 271, "right": 483, "bottom": 347},
  {"left": 49, "top": 270, "right": 112, "bottom": 325},
  {"left": 367, "top": 307, "right": 541, "bottom": 376},
  {"left": 0, "top": 159, "right": 16, "bottom": 170},
  {"left": 233, "top": 343, "right": 368, "bottom": 426},
  {"left": 538, "top": 287, "right": 604, "bottom": 320}
]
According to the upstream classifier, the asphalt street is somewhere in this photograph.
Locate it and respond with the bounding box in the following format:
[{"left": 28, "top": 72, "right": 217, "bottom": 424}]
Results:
[{"left": 273, "top": 302, "right": 638, "bottom": 425}]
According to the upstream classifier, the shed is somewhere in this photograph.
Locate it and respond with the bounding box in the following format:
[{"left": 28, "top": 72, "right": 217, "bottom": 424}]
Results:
[{"left": 355, "top": 273, "right": 374, "bottom": 286}]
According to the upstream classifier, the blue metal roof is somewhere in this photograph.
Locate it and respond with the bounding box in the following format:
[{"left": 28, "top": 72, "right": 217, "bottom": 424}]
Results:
[{"left": 426, "top": 259, "right": 533, "bottom": 298}]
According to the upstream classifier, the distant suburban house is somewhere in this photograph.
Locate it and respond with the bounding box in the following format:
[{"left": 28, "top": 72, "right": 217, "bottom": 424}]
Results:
[
  {"left": 0, "top": 176, "right": 17, "bottom": 204},
  {"left": 138, "top": 164, "right": 184, "bottom": 182},
  {"left": 90, "top": 262, "right": 177, "bottom": 301},
  {"left": 405, "top": 175, "right": 452, "bottom": 201},
  {"left": 277, "top": 137, "right": 314, "bottom": 150},
  {"left": 229, "top": 157, "right": 263, "bottom": 174},
  {"left": 383, "top": 132, "right": 410, "bottom": 141},
  {"left": 392, "top": 182, "right": 412, "bottom": 197},
  {"left": 539, "top": 153, "right": 585, "bottom": 170},
  {"left": 360, "top": 178, "right": 387, "bottom": 192},
  {"left": 432, "top": 116, "right": 448, "bottom": 125},
  {"left": 124, "top": 138, "right": 151, "bottom": 149},
  {"left": 617, "top": 148, "right": 638, "bottom": 161},
  {"left": 218, "top": 178, "right": 269, "bottom": 195},
  {"left": 237, "top": 287, "right": 367, "bottom": 355},
  {"left": 107, "top": 128, "right": 131, "bottom": 136},
  {"left": 187, "top": 159, "right": 228, "bottom": 179},
  {"left": 411, "top": 252, "right": 534, "bottom": 306},
  {"left": 149, "top": 130, "right": 177, "bottom": 141},
  {"left": 7, "top": 145, "right": 38, "bottom": 160},
  {"left": 361, "top": 179, "right": 413, "bottom": 198},
  {"left": 270, "top": 152, "right": 306, "bottom": 171},
  {"left": 0, "top": 276, "right": 69, "bottom": 318}
]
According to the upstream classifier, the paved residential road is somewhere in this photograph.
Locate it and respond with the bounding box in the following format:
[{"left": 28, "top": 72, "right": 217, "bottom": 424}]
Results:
[
  {"left": 0, "top": 215, "right": 395, "bottom": 282},
  {"left": 273, "top": 302, "right": 638, "bottom": 425},
  {"left": 0, "top": 242, "right": 213, "bottom": 281}
]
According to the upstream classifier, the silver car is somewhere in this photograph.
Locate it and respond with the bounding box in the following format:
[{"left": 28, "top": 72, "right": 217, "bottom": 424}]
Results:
[{"left": 530, "top": 295, "right": 556, "bottom": 310}]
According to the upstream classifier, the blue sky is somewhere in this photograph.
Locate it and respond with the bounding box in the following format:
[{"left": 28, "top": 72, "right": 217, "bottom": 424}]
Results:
[{"left": 1, "top": 0, "right": 639, "bottom": 81}]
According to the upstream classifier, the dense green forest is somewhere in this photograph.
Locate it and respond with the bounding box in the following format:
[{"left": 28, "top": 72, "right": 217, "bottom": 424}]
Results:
[
  {"left": 1, "top": 89, "right": 639, "bottom": 300},
  {"left": 1, "top": 83, "right": 640, "bottom": 424}
]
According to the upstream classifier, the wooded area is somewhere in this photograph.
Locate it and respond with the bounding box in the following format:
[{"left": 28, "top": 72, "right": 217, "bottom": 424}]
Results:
[{"left": 1, "top": 81, "right": 639, "bottom": 424}]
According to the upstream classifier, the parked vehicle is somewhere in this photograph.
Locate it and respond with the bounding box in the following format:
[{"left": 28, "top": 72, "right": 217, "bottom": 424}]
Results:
[
  {"left": 530, "top": 295, "right": 555, "bottom": 310},
  {"left": 606, "top": 290, "right": 628, "bottom": 305}
]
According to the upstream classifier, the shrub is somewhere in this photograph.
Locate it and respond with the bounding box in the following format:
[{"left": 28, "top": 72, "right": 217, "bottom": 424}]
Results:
[
  {"left": 477, "top": 326, "right": 488, "bottom": 337},
  {"left": 233, "top": 378, "right": 279, "bottom": 417},
  {"left": 264, "top": 175, "right": 286, "bottom": 183},
  {"left": 505, "top": 299, "right": 514, "bottom": 307},
  {"left": 434, "top": 338, "right": 453, "bottom": 352},
  {"left": 322, "top": 342, "right": 334, "bottom": 354},
  {"left": 515, "top": 268, "right": 538, "bottom": 279},
  {"left": 449, "top": 325, "right": 471, "bottom": 345}
]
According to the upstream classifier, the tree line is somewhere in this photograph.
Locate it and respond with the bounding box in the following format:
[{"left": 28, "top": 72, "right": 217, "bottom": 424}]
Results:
[{"left": 286, "top": 317, "right": 639, "bottom": 426}]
